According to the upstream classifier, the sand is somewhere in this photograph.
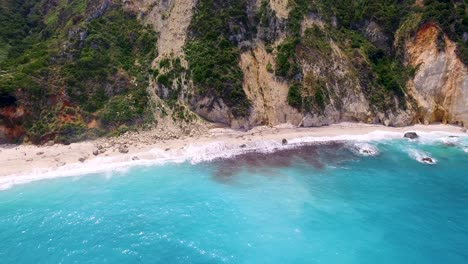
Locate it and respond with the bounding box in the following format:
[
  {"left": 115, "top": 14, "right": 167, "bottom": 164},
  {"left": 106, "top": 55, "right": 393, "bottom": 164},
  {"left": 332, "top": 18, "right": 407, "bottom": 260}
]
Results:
[{"left": 0, "top": 123, "right": 466, "bottom": 178}]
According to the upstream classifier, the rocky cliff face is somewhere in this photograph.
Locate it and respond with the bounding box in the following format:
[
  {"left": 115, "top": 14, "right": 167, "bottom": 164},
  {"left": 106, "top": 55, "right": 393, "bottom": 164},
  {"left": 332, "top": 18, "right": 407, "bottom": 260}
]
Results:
[
  {"left": 0, "top": 0, "right": 467, "bottom": 144},
  {"left": 406, "top": 22, "right": 468, "bottom": 126}
]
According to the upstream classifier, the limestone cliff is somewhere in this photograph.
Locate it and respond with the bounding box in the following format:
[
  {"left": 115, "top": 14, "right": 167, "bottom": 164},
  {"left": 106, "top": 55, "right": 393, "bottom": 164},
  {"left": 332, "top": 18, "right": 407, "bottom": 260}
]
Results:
[
  {"left": 1, "top": 0, "right": 467, "bottom": 144},
  {"left": 406, "top": 23, "right": 468, "bottom": 126}
]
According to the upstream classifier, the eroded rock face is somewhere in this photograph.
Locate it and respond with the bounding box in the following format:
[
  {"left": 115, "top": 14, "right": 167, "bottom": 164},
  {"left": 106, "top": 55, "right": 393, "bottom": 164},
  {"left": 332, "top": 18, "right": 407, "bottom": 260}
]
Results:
[
  {"left": 361, "top": 20, "right": 390, "bottom": 52},
  {"left": 239, "top": 44, "right": 302, "bottom": 128},
  {"left": 0, "top": 105, "right": 26, "bottom": 144},
  {"left": 406, "top": 23, "right": 468, "bottom": 127}
]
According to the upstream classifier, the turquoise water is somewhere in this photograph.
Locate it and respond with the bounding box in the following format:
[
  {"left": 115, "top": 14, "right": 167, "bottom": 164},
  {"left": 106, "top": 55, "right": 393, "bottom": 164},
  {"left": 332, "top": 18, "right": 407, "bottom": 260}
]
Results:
[{"left": 1, "top": 138, "right": 468, "bottom": 263}]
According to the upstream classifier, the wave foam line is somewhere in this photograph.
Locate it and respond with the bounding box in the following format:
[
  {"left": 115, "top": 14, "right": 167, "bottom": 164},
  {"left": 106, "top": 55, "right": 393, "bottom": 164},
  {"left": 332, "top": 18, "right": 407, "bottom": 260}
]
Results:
[
  {"left": 0, "top": 130, "right": 466, "bottom": 190},
  {"left": 407, "top": 149, "right": 437, "bottom": 165}
]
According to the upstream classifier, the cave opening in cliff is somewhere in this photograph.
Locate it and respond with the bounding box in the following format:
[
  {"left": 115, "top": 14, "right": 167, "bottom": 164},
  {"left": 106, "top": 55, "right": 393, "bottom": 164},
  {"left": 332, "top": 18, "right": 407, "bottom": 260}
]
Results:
[{"left": 0, "top": 94, "right": 17, "bottom": 108}]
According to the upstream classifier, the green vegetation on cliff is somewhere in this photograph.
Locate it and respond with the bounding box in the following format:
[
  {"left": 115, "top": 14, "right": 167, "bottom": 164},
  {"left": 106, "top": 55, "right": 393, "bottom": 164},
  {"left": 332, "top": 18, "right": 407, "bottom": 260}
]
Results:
[
  {"left": 185, "top": 0, "right": 251, "bottom": 117},
  {"left": 1, "top": 0, "right": 466, "bottom": 143},
  {"left": 318, "top": 0, "right": 467, "bottom": 64},
  {"left": 278, "top": 0, "right": 463, "bottom": 112},
  {"left": 0, "top": 0, "right": 157, "bottom": 143},
  {"left": 275, "top": 0, "right": 313, "bottom": 79}
]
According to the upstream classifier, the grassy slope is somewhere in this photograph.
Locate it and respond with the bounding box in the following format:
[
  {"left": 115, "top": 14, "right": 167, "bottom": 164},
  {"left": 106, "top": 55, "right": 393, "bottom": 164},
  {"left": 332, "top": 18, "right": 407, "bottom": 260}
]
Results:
[{"left": 0, "top": 0, "right": 157, "bottom": 143}]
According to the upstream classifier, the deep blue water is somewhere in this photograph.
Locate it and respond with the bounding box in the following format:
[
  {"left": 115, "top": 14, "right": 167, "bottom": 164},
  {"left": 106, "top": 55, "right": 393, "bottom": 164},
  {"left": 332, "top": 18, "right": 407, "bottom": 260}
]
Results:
[{"left": 1, "top": 138, "right": 468, "bottom": 263}]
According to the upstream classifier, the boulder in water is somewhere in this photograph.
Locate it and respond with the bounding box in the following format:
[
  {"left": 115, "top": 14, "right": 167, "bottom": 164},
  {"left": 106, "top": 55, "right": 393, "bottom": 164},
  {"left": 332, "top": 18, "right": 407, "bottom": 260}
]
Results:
[
  {"left": 282, "top": 139, "right": 288, "bottom": 145},
  {"left": 422, "top": 157, "right": 435, "bottom": 164},
  {"left": 404, "top": 132, "right": 419, "bottom": 139}
]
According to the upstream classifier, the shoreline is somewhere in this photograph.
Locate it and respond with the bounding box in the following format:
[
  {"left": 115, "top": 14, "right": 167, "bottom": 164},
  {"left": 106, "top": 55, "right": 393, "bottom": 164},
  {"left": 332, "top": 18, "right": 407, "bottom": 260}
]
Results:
[{"left": 0, "top": 123, "right": 466, "bottom": 189}]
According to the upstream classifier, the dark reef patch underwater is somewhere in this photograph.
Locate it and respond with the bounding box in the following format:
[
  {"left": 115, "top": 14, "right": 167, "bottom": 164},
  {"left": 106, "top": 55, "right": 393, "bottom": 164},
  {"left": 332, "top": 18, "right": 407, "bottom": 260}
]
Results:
[{"left": 1, "top": 136, "right": 468, "bottom": 263}]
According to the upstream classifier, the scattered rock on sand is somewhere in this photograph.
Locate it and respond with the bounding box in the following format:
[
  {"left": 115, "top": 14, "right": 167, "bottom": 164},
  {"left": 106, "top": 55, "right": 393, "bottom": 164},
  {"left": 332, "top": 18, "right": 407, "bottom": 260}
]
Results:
[
  {"left": 36, "top": 151, "right": 44, "bottom": 156},
  {"left": 132, "top": 156, "right": 139, "bottom": 161},
  {"left": 384, "top": 119, "right": 391, "bottom": 127},
  {"left": 240, "top": 144, "right": 247, "bottom": 148},
  {"left": 165, "top": 148, "right": 171, "bottom": 151},
  {"left": 282, "top": 138, "right": 288, "bottom": 145},
  {"left": 119, "top": 146, "right": 129, "bottom": 153},
  {"left": 45, "top": 140, "right": 55, "bottom": 146},
  {"left": 78, "top": 157, "right": 87, "bottom": 163},
  {"left": 93, "top": 148, "right": 99, "bottom": 156},
  {"left": 404, "top": 132, "right": 419, "bottom": 139},
  {"left": 462, "top": 128, "right": 467, "bottom": 133}
]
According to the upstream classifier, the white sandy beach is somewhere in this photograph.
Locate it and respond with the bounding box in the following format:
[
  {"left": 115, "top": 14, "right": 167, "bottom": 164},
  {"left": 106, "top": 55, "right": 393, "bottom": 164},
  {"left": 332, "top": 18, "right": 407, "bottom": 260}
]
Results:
[{"left": 0, "top": 123, "right": 466, "bottom": 183}]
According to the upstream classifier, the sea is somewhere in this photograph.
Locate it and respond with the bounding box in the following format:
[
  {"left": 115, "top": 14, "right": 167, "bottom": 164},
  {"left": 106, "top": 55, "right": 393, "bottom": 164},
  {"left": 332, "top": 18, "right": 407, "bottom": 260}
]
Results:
[{"left": 0, "top": 131, "right": 468, "bottom": 263}]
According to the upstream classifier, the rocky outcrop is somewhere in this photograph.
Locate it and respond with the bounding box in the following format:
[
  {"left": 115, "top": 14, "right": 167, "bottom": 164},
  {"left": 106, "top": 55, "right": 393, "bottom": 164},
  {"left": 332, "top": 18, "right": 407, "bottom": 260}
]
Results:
[
  {"left": 239, "top": 44, "right": 302, "bottom": 128},
  {"left": 404, "top": 132, "right": 419, "bottom": 139},
  {"left": 406, "top": 23, "right": 468, "bottom": 127},
  {"left": 361, "top": 20, "right": 390, "bottom": 52},
  {"left": 266, "top": 0, "right": 289, "bottom": 19},
  {"left": 0, "top": 105, "right": 26, "bottom": 144}
]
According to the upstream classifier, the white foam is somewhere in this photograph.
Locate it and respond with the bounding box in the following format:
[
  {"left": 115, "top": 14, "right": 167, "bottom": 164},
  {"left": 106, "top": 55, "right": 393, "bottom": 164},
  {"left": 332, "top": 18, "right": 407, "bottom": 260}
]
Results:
[
  {"left": 348, "top": 142, "right": 380, "bottom": 156},
  {"left": 289, "top": 130, "right": 402, "bottom": 144},
  {"left": 1, "top": 129, "right": 465, "bottom": 190},
  {"left": 406, "top": 131, "right": 466, "bottom": 145},
  {"left": 440, "top": 136, "right": 460, "bottom": 146},
  {"left": 407, "top": 149, "right": 437, "bottom": 165}
]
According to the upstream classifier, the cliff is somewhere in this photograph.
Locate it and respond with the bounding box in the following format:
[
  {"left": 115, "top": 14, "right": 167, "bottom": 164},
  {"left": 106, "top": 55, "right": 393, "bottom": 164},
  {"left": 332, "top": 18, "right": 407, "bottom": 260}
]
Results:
[
  {"left": 406, "top": 22, "right": 468, "bottom": 126},
  {"left": 0, "top": 0, "right": 466, "bottom": 144}
]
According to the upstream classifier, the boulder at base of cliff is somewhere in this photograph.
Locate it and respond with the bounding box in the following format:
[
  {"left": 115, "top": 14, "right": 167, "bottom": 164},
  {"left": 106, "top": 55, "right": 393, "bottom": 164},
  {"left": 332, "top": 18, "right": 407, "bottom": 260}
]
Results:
[
  {"left": 119, "top": 146, "right": 129, "bottom": 153},
  {"left": 404, "top": 132, "right": 419, "bottom": 139}
]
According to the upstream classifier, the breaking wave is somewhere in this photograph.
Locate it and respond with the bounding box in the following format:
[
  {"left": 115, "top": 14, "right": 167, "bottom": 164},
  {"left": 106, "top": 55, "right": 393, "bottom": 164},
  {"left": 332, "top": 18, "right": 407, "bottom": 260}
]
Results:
[
  {"left": 348, "top": 142, "right": 380, "bottom": 156},
  {"left": 407, "top": 149, "right": 437, "bottom": 165},
  {"left": 1, "top": 130, "right": 466, "bottom": 190}
]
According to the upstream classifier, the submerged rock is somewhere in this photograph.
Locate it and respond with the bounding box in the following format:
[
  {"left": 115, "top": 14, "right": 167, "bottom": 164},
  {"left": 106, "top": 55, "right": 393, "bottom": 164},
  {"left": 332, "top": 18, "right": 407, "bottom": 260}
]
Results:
[
  {"left": 422, "top": 157, "right": 435, "bottom": 164},
  {"left": 404, "top": 132, "right": 419, "bottom": 139}
]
